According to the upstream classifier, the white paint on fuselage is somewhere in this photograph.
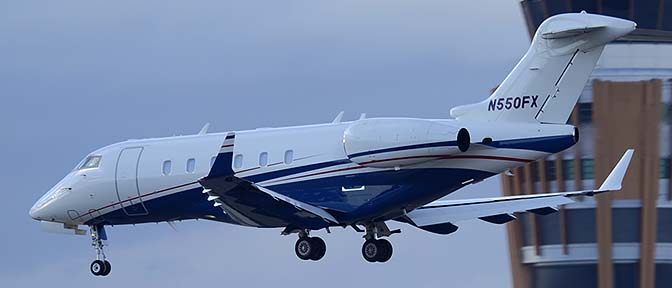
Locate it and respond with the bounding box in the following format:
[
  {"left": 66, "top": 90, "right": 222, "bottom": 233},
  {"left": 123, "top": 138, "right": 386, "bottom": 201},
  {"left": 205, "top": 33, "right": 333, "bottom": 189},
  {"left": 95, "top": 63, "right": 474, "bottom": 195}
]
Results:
[
  {"left": 31, "top": 133, "right": 227, "bottom": 225},
  {"left": 30, "top": 117, "right": 575, "bottom": 226}
]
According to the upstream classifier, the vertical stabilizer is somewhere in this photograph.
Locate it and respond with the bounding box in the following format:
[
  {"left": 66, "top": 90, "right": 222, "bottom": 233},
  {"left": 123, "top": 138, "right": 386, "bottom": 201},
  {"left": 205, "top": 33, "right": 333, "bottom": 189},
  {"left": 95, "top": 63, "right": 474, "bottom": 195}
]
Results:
[{"left": 450, "top": 13, "right": 636, "bottom": 124}]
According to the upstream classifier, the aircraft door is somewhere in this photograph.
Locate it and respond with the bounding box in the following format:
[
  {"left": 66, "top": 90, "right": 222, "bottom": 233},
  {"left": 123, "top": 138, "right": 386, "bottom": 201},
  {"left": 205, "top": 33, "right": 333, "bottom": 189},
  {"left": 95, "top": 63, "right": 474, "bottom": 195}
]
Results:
[{"left": 115, "top": 147, "right": 149, "bottom": 216}]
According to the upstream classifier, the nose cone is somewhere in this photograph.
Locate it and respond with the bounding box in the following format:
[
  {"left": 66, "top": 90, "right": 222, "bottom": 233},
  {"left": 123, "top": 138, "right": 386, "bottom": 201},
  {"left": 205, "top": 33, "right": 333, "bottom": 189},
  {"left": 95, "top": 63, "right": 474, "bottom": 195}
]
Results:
[
  {"left": 29, "top": 204, "right": 40, "bottom": 220},
  {"left": 30, "top": 186, "right": 72, "bottom": 222}
]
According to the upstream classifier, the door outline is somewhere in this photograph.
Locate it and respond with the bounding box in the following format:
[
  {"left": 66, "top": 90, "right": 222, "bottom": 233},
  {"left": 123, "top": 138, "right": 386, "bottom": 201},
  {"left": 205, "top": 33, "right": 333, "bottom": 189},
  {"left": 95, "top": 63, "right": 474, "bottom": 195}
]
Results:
[{"left": 115, "top": 147, "right": 149, "bottom": 216}]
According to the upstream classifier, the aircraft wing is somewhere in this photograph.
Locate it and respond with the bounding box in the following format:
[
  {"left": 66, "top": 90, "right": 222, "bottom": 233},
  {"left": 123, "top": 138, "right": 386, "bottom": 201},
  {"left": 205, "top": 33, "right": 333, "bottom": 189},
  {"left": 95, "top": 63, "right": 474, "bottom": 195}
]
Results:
[
  {"left": 404, "top": 149, "right": 634, "bottom": 231},
  {"left": 198, "top": 175, "right": 338, "bottom": 229}
]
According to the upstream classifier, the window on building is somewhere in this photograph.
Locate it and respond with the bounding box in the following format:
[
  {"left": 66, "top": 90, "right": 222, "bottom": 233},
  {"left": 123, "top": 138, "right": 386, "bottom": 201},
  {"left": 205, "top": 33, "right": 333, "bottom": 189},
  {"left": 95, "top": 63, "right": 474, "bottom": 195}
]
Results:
[
  {"left": 538, "top": 213, "right": 561, "bottom": 245},
  {"left": 530, "top": 162, "right": 539, "bottom": 182},
  {"left": 601, "top": 0, "right": 630, "bottom": 19},
  {"left": 259, "top": 152, "right": 268, "bottom": 167},
  {"left": 563, "top": 160, "right": 575, "bottom": 180},
  {"left": 234, "top": 154, "right": 243, "bottom": 169},
  {"left": 664, "top": 104, "right": 672, "bottom": 124},
  {"left": 658, "top": 208, "right": 672, "bottom": 243},
  {"left": 519, "top": 213, "right": 533, "bottom": 246},
  {"left": 633, "top": 0, "right": 659, "bottom": 29},
  {"left": 582, "top": 159, "right": 594, "bottom": 180},
  {"left": 578, "top": 103, "right": 592, "bottom": 123},
  {"left": 656, "top": 264, "right": 672, "bottom": 287},
  {"left": 545, "top": 160, "right": 557, "bottom": 181},
  {"left": 661, "top": 158, "right": 670, "bottom": 179},
  {"left": 533, "top": 264, "right": 597, "bottom": 288},
  {"left": 284, "top": 150, "right": 294, "bottom": 164},
  {"left": 566, "top": 208, "right": 596, "bottom": 243},
  {"left": 612, "top": 208, "right": 640, "bottom": 242},
  {"left": 162, "top": 160, "right": 172, "bottom": 175},
  {"left": 186, "top": 158, "right": 196, "bottom": 173}
]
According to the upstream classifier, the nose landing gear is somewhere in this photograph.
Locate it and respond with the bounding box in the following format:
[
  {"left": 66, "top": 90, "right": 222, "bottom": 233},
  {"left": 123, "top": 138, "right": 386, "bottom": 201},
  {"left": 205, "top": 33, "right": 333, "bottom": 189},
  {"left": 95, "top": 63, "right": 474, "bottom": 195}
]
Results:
[{"left": 90, "top": 225, "right": 111, "bottom": 276}]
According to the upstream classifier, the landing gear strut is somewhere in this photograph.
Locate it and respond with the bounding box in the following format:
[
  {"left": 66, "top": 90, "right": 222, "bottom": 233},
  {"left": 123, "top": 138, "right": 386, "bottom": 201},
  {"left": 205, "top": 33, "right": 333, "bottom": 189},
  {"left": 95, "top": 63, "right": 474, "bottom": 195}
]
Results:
[
  {"left": 293, "top": 230, "right": 326, "bottom": 261},
  {"left": 90, "top": 225, "right": 111, "bottom": 276},
  {"left": 360, "top": 222, "right": 397, "bottom": 263}
]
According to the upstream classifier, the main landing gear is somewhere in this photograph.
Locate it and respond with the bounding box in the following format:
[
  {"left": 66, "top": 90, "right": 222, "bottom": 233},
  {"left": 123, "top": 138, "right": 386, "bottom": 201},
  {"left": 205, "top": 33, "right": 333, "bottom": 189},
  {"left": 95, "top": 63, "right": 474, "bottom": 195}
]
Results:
[
  {"left": 360, "top": 222, "right": 398, "bottom": 263},
  {"left": 90, "top": 225, "right": 111, "bottom": 276},
  {"left": 293, "top": 230, "right": 326, "bottom": 261},
  {"left": 286, "top": 222, "right": 398, "bottom": 263},
  {"left": 362, "top": 238, "right": 392, "bottom": 263}
]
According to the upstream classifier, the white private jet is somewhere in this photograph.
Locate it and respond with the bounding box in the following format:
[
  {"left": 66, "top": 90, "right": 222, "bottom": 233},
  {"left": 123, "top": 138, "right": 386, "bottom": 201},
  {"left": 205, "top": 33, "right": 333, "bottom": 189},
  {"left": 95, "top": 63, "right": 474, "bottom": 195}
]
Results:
[{"left": 30, "top": 12, "right": 637, "bottom": 277}]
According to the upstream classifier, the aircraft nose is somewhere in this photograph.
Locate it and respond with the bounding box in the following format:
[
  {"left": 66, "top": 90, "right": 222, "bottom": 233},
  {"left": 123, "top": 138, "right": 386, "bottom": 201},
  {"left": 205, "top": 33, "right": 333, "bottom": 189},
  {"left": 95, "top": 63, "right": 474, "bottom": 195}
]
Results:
[
  {"left": 30, "top": 186, "right": 72, "bottom": 222},
  {"left": 29, "top": 204, "right": 42, "bottom": 220}
]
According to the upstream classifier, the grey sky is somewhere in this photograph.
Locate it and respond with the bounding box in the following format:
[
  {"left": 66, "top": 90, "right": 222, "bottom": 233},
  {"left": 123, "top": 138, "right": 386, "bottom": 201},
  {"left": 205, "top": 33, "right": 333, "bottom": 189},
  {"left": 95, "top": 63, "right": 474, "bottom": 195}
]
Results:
[{"left": 1, "top": 1, "right": 529, "bottom": 287}]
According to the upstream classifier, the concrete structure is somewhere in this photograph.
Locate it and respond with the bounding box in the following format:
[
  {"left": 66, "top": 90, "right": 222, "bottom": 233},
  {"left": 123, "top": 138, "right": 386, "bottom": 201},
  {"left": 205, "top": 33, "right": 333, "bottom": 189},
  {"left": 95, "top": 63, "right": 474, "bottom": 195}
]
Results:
[{"left": 502, "top": 1, "right": 672, "bottom": 287}]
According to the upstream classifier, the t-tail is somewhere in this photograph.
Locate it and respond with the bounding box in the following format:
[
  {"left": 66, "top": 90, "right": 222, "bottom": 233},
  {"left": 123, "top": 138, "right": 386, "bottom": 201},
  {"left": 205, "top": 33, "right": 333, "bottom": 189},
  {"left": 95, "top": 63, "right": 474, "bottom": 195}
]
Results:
[{"left": 450, "top": 12, "right": 636, "bottom": 124}]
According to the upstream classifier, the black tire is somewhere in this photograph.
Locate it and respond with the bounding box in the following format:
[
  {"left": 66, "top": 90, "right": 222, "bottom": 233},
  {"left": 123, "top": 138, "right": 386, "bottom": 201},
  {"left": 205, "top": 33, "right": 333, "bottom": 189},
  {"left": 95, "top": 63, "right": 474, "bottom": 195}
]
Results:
[
  {"left": 295, "top": 237, "right": 313, "bottom": 260},
  {"left": 101, "top": 260, "right": 112, "bottom": 276},
  {"left": 90, "top": 260, "right": 105, "bottom": 276},
  {"left": 376, "top": 239, "right": 393, "bottom": 263},
  {"left": 309, "top": 237, "right": 326, "bottom": 261},
  {"left": 361, "top": 239, "right": 380, "bottom": 263}
]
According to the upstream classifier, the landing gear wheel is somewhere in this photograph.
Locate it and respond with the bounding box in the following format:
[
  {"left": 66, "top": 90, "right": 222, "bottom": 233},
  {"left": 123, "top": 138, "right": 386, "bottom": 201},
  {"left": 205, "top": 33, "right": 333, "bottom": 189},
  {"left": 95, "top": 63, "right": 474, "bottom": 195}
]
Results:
[
  {"left": 362, "top": 239, "right": 380, "bottom": 262},
  {"left": 295, "top": 237, "right": 327, "bottom": 261},
  {"left": 295, "top": 237, "right": 314, "bottom": 260},
  {"left": 101, "top": 260, "right": 112, "bottom": 276},
  {"left": 362, "top": 239, "right": 393, "bottom": 263},
  {"left": 90, "top": 260, "right": 106, "bottom": 276},
  {"left": 309, "top": 237, "right": 326, "bottom": 261},
  {"left": 376, "top": 239, "right": 393, "bottom": 262}
]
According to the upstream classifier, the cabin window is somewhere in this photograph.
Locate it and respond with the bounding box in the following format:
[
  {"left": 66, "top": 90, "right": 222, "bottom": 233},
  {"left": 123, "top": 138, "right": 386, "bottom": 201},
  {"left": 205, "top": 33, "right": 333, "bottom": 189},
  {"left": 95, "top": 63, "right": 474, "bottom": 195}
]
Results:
[
  {"left": 162, "top": 160, "right": 172, "bottom": 175},
  {"left": 234, "top": 154, "right": 243, "bottom": 169},
  {"left": 186, "top": 158, "right": 196, "bottom": 173},
  {"left": 284, "top": 150, "right": 294, "bottom": 164},
  {"left": 79, "top": 155, "right": 102, "bottom": 170},
  {"left": 259, "top": 152, "right": 268, "bottom": 167}
]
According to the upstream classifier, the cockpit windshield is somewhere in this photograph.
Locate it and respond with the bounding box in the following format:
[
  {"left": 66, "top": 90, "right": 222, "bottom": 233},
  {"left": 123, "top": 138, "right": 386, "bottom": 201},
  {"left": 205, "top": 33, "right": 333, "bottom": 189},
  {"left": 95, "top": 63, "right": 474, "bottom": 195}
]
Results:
[{"left": 79, "top": 155, "right": 102, "bottom": 170}]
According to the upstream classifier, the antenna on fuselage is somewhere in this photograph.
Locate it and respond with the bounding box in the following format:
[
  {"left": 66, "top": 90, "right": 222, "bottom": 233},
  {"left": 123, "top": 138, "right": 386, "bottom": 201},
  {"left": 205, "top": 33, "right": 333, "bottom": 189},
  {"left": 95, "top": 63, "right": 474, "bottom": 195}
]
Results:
[
  {"left": 332, "top": 111, "right": 344, "bottom": 123},
  {"left": 198, "top": 123, "right": 210, "bottom": 135}
]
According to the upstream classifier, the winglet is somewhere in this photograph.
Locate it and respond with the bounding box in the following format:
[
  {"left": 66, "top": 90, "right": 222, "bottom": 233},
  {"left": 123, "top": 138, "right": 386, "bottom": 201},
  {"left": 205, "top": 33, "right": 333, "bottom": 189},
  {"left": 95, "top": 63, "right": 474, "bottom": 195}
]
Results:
[{"left": 598, "top": 149, "right": 635, "bottom": 191}]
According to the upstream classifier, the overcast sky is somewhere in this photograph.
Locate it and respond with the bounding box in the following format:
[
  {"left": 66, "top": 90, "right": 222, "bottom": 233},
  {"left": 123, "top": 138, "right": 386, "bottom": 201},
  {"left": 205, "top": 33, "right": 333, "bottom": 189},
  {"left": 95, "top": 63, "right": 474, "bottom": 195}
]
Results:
[{"left": 1, "top": 1, "right": 529, "bottom": 287}]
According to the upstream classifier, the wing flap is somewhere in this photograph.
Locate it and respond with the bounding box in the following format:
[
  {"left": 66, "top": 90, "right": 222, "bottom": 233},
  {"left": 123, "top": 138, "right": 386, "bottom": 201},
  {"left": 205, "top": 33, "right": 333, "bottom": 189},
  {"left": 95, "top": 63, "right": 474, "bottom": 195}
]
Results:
[{"left": 198, "top": 175, "right": 338, "bottom": 229}]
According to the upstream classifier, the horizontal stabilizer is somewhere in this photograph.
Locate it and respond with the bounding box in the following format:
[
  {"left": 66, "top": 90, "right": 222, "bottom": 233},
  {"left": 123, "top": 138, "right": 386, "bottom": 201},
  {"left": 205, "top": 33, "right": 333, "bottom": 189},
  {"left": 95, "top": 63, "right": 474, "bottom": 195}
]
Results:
[{"left": 542, "top": 25, "right": 605, "bottom": 39}]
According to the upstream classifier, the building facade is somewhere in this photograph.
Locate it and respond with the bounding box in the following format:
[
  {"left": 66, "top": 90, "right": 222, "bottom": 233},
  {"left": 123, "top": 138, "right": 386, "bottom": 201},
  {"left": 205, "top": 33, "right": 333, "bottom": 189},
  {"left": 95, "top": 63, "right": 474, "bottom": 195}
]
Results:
[{"left": 503, "top": 1, "right": 672, "bottom": 288}]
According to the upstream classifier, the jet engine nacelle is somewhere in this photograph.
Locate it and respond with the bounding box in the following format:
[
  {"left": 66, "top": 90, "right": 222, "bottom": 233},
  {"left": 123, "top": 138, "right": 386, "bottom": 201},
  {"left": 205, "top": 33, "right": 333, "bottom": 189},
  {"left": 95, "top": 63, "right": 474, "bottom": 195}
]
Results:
[{"left": 343, "top": 118, "right": 470, "bottom": 168}]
